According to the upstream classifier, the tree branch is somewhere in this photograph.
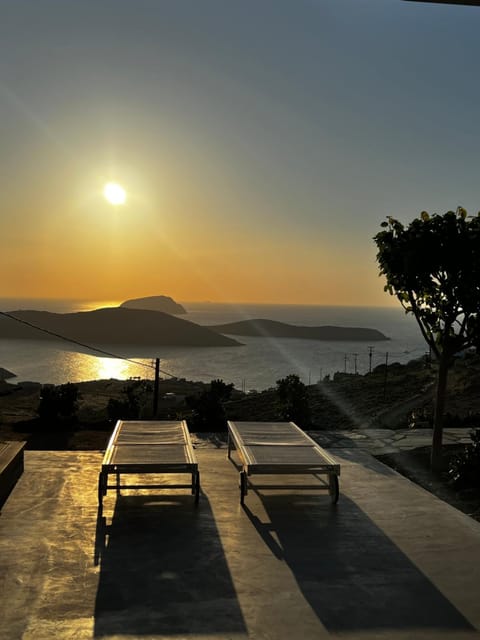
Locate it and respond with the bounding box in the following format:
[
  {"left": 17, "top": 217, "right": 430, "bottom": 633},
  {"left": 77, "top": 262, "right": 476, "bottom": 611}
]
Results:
[{"left": 408, "top": 291, "right": 439, "bottom": 358}]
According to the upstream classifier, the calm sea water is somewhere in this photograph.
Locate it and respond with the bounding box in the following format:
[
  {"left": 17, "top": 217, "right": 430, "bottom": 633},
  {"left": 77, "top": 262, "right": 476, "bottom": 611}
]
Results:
[{"left": 0, "top": 299, "right": 426, "bottom": 391}]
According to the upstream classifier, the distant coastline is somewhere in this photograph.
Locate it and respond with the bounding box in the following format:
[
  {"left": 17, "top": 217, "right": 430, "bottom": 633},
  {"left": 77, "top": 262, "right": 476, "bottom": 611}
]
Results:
[
  {"left": 1, "top": 299, "right": 391, "bottom": 346},
  {"left": 209, "top": 319, "right": 389, "bottom": 342},
  {"left": 0, "top": 301, "right": 424, "bottom": 389},
  {"left": 0, "top": 308, "right": 241, "bottom": 347}
]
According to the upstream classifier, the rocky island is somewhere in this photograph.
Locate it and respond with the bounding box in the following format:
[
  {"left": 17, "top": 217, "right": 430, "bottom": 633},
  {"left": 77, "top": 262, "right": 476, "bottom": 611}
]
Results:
[
  {"left": 120, "top": 295, "right": 186, "bottom": 314},
  {"left": 209, "top": 318, "right": 389, "bottom": 341},
  {"left": 0, "top": 308, "right": 241, "bottom": 347},
  {"left": 0, "top": 367, "right": 16, "bottom": 381}
]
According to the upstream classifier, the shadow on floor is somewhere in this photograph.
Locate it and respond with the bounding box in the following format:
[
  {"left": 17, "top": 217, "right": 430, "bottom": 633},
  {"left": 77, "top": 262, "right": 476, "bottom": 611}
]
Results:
[
  {"left": 243, "top": 493, "right": 474, "bottom": 633},
  {"left": 329, "top": 446, "right": 401, "bottom": 477},
  {"left": 94, "top": 493, "right": 246, "bottom": 638}
]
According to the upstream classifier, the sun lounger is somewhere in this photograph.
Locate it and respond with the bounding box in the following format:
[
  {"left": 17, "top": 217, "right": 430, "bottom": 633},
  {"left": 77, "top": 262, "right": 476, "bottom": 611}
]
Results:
[
  {"left": 227, "top": 421, "right": 340, "bottom": 504},
  {"left": 98, "top": 420, "right": 200, "bottom": 510}
]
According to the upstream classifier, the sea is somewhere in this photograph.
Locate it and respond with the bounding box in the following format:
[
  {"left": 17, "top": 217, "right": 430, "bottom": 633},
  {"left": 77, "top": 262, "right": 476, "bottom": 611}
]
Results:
[{"left": 0, "top": 298, "right": 426, "bottom": 391}]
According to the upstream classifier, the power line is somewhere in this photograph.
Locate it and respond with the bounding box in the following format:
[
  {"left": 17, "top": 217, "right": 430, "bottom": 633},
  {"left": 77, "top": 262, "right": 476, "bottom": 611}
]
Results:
[
  {"left": 404, "top": 1, "right": 480, "bottom": 5},
  {"left": 0, "top": 310, "right": 180, "bottom": 378}
]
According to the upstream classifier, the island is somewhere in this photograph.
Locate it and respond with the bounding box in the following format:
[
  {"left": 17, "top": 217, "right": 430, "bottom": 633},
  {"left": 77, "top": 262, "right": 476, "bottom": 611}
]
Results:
[
  {"left": 0, "top": 367, "right": 16, "bottom": 381},
  {"left": 0, "top": 308, "right": 241, "bottom": 347},
  {"left": 208, "top": 319, "right": 389, "bottom": 341},
  {"left": 120, "top": 295, "right": 186, "bottom": 314}
]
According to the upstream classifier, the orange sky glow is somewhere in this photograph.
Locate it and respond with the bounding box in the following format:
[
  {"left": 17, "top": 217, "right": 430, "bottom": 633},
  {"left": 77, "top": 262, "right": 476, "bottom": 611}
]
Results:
[
  {"left": 2, "top": 1, "right": 477, "bottom": 309},
  {"left": 1, "top": 177, "right": 392, "bottom": 306}
]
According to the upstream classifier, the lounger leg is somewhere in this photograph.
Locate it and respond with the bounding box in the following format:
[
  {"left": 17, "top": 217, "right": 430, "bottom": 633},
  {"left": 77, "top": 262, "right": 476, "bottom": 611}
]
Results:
[
  {"left": 98, "top": 471, "right": 107, "bottom": 510},
  {"left": 194, "top": 470, "right": 200, "bottom": 505},
  {"left": 116, "top": 471, "right": 121, "bottom": 496},
  {"left": 240, "top": 471, "right": 248, "bottom": 505},
  {"left": 329, "top": 474, "right": 339, "bottom": 504},
  {"left": 227, "top": 433, "right": 232, "bottom": 459}
]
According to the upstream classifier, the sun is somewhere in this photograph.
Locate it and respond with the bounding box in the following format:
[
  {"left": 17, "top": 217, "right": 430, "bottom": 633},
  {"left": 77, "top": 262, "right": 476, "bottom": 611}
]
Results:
[{"left": 103, "top": 182, "right": 126, "bottom": 205}]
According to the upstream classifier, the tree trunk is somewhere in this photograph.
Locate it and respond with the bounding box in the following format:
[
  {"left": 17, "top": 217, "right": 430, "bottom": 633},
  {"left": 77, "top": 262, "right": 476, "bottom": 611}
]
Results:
[{"left": 431, "top": 354, "right": 449, "bottom": 471}]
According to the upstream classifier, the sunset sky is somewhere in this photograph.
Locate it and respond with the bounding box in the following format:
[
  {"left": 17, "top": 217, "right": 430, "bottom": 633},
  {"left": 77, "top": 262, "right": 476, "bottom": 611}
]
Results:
[{"left": 1, "top": 0, "right": 480, "bottom": 306}]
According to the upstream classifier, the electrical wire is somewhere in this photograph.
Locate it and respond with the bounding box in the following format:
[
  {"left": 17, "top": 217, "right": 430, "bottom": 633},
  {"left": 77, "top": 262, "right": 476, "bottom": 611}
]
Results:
[{"left": 0, "top": 310, "right": 178, "bottom": 378}]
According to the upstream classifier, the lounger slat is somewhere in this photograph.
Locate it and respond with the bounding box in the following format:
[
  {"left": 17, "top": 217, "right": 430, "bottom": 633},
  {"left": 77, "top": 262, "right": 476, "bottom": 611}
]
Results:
[
  {"left": 245, "top": 444, "right": 333, "bottom": 465},
  {"left": 109, "top": 444, "right": 190, "bottom": 465},
  {"left": 230, "top": 422, "right": 307, "bottom": 445},
  {"left": 115, "top": 433, "right": 186, "bottom": 444},
  {"left": 114, "top": 421, "right": 187, "bottom": 445}
]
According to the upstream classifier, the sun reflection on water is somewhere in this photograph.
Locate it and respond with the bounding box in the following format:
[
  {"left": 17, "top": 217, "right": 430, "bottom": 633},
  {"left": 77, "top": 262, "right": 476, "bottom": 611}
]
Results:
[
  {"left": 56, "top": 350, "right": 153, "bottom": 384},
  {"left": 95, "top": 357, "right": 135, "bottom": 380},
  {"left": 76, "top": 299, "right": 123, "bottom": 312}
]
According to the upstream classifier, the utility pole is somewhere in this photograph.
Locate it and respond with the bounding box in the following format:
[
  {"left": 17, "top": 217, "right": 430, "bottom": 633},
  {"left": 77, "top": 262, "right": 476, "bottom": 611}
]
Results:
[
  {"left": 344, "top": 353, "right": 348, "bottom": 373},
  {"left": 153, "top": 357, "right": 160, "bottom": 416},
  {"left": 383, "top": 352, "right": 389, "bottom": 401},
  {"left": 368, "top": 346, "right": 374, "bottom": 373},
  {"left": 353, "top": 353, "right": 358, "bottom": 375}
]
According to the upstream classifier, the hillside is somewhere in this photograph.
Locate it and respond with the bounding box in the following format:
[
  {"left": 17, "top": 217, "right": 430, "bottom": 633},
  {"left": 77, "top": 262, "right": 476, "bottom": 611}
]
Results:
[
  {"left": 120, "top": 295, "right": 186, "bottom": 314},
  {"left": 2, "top": 354, "right": 480, "bottom": 448},
  {"left": 209, "top": 318, "right": 389, "bottom": 341},
  {"left": 229, "top": 354, "right": 480, "bottom": 431},
  {"left": 0, "top": 308, "right": 241, "bottom": 347}
]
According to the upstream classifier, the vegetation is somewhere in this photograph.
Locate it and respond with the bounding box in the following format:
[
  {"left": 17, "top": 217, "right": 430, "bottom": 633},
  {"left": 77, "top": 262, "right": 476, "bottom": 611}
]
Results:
[
  {"left": 448, "top": 429, "right": 480, "bottom": 491},
  {"left": 185, "top": 378, "right": 234, "bottom": 432},
  {"left": 37, "top": 383, "right": 78, "bottom": 424},
  {"left": 107, "top": 394, "right": 136, "bottom": 422},
  {"left": 5, "top": 353, "right": 480, "bottom": 440},
  {"left": 275, "top": 374, "right": 311, "bottom": 427},
  {"left": 106, "top": 381, "right": 152, "bottom": 421},
  {"left": 374, "top": 208, "right": 480, "bottom": 469}
]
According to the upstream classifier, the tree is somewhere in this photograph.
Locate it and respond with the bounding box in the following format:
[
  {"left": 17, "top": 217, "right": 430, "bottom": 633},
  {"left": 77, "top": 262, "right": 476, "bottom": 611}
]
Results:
[
  {"left": 106, "top": 381, "right": 150, "bottom": 421},
  {"left": 37, "top": 383, "right": 78, "bottom": 424},
  {"left": 186, "top": 379, "right": 234, "bottom": 431},
  {"left": 374, "top": 208, "right": 480, "bottom": 469},
  {"left": 276, "top": 374, "right": 311, "bottom": 427}
]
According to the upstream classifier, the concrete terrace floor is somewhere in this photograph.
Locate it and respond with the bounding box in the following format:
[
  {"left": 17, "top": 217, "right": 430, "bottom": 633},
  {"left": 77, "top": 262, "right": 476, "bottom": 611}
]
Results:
[{"left": 1, "top": 436, "right": 480, "bottom": 640}]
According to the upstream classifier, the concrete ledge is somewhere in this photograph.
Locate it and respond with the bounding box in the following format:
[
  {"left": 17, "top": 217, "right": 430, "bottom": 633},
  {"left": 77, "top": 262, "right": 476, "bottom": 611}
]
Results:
[{"left": 0, "top": 441, "right": 26, "bottom": 509}]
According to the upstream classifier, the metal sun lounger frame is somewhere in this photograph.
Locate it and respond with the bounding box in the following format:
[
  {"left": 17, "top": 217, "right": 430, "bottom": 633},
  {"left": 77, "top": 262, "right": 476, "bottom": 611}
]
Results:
[
  {"left": 98, "top": 420, "right": 200, "bottom": 511},
  {"left": 227, "top": 421, "right": 340, "bottom": 504}
]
